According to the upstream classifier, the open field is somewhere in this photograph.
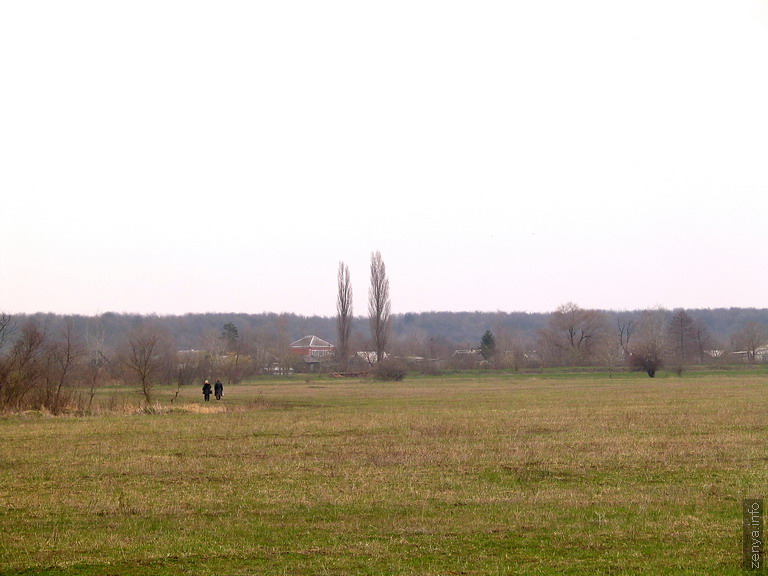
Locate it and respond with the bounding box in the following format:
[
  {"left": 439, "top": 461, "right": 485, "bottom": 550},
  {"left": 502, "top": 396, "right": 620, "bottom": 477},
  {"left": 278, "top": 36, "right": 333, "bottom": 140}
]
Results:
[{"left": 1, "top": 371, "right": 767, "bottom": 575}]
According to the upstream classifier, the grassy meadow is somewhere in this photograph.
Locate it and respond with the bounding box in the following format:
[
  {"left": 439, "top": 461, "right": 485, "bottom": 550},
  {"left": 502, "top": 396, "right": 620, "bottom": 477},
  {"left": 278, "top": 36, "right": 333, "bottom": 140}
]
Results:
[{"left": 1, "top": 370, "right": 767, "bottom": 575}]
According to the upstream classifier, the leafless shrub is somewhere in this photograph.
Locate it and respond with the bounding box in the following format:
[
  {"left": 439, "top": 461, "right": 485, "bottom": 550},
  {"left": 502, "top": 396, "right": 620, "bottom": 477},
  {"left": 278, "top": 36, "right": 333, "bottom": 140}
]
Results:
[{"left": 373, "top": 360, "right": 407, "bottom": 382}]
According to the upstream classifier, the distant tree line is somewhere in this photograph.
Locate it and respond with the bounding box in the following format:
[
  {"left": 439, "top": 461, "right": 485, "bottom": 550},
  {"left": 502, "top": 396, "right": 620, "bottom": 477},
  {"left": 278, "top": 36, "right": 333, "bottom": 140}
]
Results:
[
  {"left": 0, "top": 304, "right": 766, "bottom": 411},
  {"left": 475, "top": 304, "right": 768, "bottom": 377}
]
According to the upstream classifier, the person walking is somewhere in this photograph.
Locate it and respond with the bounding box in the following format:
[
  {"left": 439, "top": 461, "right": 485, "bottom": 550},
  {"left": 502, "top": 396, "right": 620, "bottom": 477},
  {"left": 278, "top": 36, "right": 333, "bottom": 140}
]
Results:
[
  {"left": 202, "top": 380, "right": 212, "bottom": 401},
  {"left": 214, "top": 379, "right": 223, "bottom": 400}
]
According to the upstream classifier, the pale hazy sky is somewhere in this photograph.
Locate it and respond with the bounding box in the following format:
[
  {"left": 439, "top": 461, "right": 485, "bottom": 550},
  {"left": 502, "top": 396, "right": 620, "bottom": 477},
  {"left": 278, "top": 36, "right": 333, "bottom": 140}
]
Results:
[{"left": 1, "top": 1, "right": 766, "bottom": 317}]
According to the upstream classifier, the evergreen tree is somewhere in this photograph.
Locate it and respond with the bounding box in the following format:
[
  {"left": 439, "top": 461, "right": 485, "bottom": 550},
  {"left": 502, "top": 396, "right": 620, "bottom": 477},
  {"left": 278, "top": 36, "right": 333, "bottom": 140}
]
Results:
[
  {"left": 221, "top": 323, "right": 239, "bottom": 351},
  {"left": 480, "top": 330, "right": 496, "bottom": 361}
]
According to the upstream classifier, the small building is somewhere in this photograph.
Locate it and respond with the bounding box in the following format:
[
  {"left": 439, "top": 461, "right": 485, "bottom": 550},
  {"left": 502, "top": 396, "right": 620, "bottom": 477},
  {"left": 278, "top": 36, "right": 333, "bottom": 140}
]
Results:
[
  {"left": 290, "top": 335, "right": 336, "bottom": 373},
  {"left": 290, "top": 335, "right": 335, "bottom": 357},
  {"left": 732, "top": 345, "right": 768, "bottom": 363},
  {"left": 450, "top": 349, "right": 485, "bottom": 368},
  {"left": 356, "top": 351, "right": 384, "bottom": 365}
]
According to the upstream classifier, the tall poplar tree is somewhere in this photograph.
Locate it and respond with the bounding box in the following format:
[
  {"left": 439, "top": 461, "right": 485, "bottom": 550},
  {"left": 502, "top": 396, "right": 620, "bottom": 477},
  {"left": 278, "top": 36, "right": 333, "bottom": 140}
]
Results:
[
  {"left": 336, "top": 262, "right": 353, "bottom": 371},
  {"left": 368, "top": 251, "right": 391, "bottom": 363}
]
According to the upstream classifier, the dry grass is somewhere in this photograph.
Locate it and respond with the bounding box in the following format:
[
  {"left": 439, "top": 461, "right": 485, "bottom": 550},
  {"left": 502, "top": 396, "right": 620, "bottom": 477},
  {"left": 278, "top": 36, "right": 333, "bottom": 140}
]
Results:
[{"left": 0, "top": 372, "right": 766, "bottom": 575}]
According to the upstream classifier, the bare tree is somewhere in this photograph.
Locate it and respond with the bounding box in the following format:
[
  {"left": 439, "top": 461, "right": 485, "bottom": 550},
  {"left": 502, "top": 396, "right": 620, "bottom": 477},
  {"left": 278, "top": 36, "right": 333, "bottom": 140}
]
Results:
[
  {"left": 494, "top": 327, "right": 528, "bottom": 371},
  {"left": 368, "top": 251, "right": 391, "bottom": 364},
  {"left": 200, "top": 328, "right": 225, "bottom": 378},
  {"left": 693, "top": 321, "right": 715, "bottom": 364},
  {"left": 666, "top": 309, "right": 697, "bottom": 370},
  {"left": 336, "top": 262, "right": 353, "bottom": 372},
  {"left": 84, "top": 325, "right": 109, "bottom": 412},
  {"left": 629, "top": 340, "right": 664, "bottom": 377},
  {"left": 0, "top": 312, "right": 15, "bottom": 407},
  {"left": 0, "top": 312, "right": 14, "bottom": 353},
  {"left": 45, "top": 317, "right": 84, "bottom": 414},
  {"left": 616, "top": 315, "right": 635, "bottom": 357},
  {"left": 0, "top": 318, "right": 49, "bottom": 410},
  {"left": 629, "top": 308, "right": 668, "bottom": 377},
  {"left": 541, "top": 303, "right": 609, "bottom": 366},
  {"left": 252, "top": 326, "right": 275, "bottom": 374},
  {"left": 602, "top": 341, "right": 622, "bottom": 378},
  {"left": 732, "top": 321, "right": 768, "bottom": 363},
  {"left": 119, "top": 323, "right": 175, "bottom": 404},
  {"left": 262, "top": 314, "right": 294, "bottom": 374}
]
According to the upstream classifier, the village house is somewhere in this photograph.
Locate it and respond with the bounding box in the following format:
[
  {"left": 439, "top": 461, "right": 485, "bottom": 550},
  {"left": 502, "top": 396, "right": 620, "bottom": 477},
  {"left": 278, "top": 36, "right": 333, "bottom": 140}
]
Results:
[{"left": 289, "top": 335, "right": 336, "bottom": 372}]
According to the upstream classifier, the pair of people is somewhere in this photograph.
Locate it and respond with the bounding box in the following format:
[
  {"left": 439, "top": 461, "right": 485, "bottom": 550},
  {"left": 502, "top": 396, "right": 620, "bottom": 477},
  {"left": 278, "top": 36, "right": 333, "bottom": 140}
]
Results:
[{"left": 202, "top": 379, "right": 224, "bottom": 401}]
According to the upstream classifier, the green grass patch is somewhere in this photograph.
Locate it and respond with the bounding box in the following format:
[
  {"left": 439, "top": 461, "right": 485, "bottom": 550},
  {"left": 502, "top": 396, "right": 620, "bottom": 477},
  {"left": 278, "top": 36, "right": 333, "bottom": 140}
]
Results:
[{"left": 1, "top": 374, "right": 766, "bottom": 574}]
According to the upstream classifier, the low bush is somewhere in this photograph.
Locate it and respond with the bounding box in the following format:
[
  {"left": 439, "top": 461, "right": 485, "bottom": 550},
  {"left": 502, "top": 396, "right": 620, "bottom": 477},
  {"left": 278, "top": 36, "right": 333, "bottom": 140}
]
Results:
[{"left": 372, "top": 361, "right": 407, "bottom": 381}]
